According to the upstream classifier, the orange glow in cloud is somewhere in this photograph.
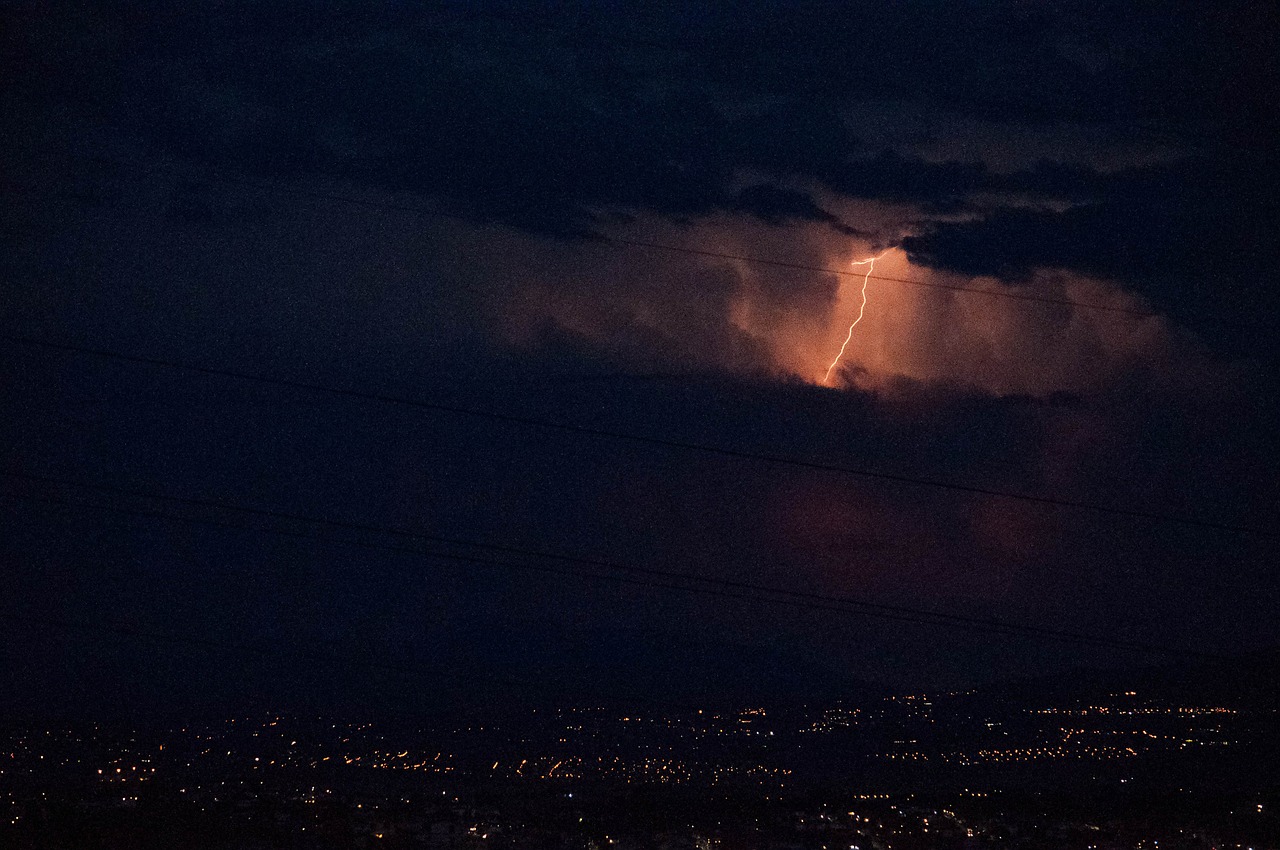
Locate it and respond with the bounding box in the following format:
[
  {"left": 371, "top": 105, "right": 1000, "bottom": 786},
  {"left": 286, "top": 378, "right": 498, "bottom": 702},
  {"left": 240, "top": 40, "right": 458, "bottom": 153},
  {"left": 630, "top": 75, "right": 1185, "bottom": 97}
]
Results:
[
  {"left": 477, "top": 214, "right": 1191, "bottom": 400},
  {"left": 745, "top": 242, "right": 1180, "bottom": 398}
]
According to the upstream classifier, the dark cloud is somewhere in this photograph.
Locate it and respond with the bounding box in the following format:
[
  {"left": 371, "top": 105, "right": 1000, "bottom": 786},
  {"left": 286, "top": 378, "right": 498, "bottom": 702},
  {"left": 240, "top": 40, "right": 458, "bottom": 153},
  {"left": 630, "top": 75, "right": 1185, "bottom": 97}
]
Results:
[
  {"left": 12, "top": 0, "right": 1269, "bottom": 239},
  {"left": 902, "top": 154, "right": 1280, "bottom": 348},
  {"left": 826, "top": 152, "right": 991, "bottom": 207},
  {"left": 728, "top": 183, "right": 861, "bottom": 232}
]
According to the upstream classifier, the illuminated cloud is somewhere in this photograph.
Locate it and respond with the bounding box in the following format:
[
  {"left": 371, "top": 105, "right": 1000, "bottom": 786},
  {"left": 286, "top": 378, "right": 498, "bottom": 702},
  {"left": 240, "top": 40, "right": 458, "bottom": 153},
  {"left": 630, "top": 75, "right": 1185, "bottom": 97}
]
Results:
[{"left": 486, "top": 213, "right": 1202, "bottom": 401}]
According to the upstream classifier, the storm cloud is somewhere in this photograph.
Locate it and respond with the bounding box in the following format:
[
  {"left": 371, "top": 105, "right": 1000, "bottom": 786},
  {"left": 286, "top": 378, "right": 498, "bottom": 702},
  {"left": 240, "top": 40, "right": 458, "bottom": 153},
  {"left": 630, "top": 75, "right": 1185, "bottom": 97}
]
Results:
[{"left": 2, "top": 0, "right": 1278, "bottom": 712}]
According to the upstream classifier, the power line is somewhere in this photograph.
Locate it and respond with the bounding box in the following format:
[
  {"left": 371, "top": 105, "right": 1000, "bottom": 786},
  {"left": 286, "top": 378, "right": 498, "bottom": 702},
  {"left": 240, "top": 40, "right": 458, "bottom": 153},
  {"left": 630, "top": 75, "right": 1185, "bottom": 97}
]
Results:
[
  {"left": 0, "top": 474, "right": 1228, "bottom": 660},
  {"left": 3, "top": 332, "right": 1274, "bottom": 541},
  {"left": 609, "top": 238, "right": 1177, "bottom": 320},
  {"left": 63, "top": 152, "right": 1217, "bottom": 325}
]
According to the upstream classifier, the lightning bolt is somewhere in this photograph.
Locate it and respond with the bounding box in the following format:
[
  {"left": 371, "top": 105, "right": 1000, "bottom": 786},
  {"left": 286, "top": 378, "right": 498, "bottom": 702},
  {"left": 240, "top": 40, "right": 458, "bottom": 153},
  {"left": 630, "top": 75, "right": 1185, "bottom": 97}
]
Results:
[{"left": 823, "top": 252, "right": 888, "bottom": 386}]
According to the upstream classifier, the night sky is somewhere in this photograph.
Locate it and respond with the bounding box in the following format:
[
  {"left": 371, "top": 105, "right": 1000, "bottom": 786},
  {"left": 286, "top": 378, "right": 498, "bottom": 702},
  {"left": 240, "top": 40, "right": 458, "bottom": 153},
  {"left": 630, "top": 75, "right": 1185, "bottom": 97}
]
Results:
[{"left": 2, "top": 1, "right": 1278, "bottom": 721}]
